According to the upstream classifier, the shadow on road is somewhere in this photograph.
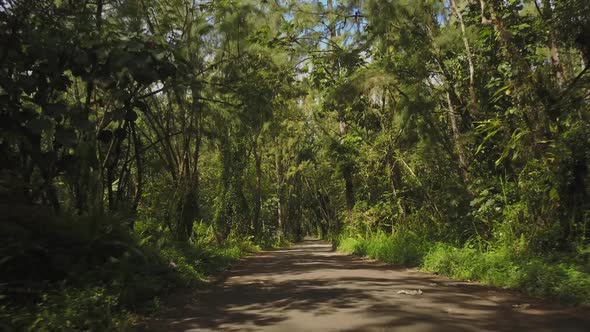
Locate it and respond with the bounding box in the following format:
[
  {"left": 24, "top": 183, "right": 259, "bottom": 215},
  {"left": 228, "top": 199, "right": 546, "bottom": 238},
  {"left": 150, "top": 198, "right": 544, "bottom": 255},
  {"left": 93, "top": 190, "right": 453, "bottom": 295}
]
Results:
[{"left": 144, "top": 240, "right": 589, "bottom": 332}]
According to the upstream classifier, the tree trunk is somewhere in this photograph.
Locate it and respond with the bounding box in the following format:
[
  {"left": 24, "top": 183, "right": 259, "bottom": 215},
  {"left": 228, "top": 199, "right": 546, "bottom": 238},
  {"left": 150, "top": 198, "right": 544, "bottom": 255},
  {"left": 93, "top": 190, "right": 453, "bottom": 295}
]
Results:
[
  {"left": 450, "top": 0, "right": 478, "bottom": 115},
  {"left": 343, "top": 166, "right": 355, "bottom": 217},
  {"left": 131, "top": 125, "right": 143, "bottom": 211},
  {"left": 387, "top": 156, "right": 405, "bottom": 232},
  {"left": 534, "top": 0, "right": 569, "bottom": 86},
  {"left": 339, "top": 117, "right": 355, "bottom": 219},
  {"left": 275, "top": 143, "right": 284, "bottom": 240},
  {"left": 327, "top": 0, "right": 355, "bottom": 221},
  {"left": 191, "top": 94, "right": 203, "bottom": 233},
  {"left": 446, "top": 91, "right": 470, "bottom": 182},
  {"left": 253, "top": 138, "right": 262, "bottom": 236}
]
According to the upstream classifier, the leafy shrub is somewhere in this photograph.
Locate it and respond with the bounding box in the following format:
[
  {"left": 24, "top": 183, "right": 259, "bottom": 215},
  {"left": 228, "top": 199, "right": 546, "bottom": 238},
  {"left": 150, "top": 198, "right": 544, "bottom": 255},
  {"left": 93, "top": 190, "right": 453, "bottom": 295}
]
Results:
[{"left": 30, "top": 287, "right": 133, "bottom": 331}]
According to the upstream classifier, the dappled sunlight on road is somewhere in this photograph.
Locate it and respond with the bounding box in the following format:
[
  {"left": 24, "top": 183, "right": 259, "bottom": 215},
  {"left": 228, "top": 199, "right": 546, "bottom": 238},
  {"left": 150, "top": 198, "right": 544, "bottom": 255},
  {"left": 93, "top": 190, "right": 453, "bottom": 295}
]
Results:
[{"left": 145, "top": 240, "right": 590, "bottom": 332}]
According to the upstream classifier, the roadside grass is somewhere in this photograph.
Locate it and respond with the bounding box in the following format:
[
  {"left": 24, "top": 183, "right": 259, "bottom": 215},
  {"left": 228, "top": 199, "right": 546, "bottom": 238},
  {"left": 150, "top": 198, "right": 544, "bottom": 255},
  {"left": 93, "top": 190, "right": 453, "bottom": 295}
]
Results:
[
  {"left": 338, "top": 231, "right": 428, "bottom": 266},
  {"left": 0, "top": 215, "right": 259, "bottom": 331},
  {"left": 338, "top": 231, "right": 590, "bottom": 306}
]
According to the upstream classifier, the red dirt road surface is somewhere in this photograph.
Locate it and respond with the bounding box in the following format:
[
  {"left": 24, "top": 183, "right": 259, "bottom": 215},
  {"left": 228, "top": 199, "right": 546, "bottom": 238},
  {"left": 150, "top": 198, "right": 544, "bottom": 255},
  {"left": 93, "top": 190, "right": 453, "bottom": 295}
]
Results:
[{"left": 143, "top": 239, "right": 590, "bottom": 331}]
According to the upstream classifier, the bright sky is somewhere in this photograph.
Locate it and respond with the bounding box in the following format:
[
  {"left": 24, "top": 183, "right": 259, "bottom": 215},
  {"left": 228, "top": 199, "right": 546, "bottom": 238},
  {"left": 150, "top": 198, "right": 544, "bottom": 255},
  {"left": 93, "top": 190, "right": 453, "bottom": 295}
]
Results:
[{"left": 317, "top": 0, "right": 335, "bottom": 6}]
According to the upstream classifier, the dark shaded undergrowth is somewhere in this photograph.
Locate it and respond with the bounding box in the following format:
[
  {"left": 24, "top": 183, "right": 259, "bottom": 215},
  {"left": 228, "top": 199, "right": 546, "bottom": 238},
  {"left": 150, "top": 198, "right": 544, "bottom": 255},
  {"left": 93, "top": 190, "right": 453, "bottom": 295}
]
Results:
[{"left": 0, "top": 213, "right": 259, "bottom": 331}]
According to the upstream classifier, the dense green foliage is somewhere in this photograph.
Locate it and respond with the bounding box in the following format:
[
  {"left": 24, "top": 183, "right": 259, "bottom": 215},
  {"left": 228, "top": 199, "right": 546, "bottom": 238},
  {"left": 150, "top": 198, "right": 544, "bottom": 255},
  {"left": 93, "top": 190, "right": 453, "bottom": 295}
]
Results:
[{"left": 1, "top": 0, "right": 589, "bottom": 329}]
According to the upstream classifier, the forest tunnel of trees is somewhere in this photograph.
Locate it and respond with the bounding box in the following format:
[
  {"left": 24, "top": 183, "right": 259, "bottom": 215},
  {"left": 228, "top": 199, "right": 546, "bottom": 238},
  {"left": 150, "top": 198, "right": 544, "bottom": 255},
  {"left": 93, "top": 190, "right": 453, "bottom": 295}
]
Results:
[{"left": 1, "top": 0, "right": 590, "bottom": 329}]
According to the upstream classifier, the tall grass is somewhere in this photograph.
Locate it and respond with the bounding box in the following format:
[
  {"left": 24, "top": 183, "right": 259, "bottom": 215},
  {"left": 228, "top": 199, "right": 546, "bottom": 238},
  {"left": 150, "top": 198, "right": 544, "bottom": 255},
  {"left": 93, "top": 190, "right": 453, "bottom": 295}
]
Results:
[
  {"left": 338, "top": 230, "right": 590, "bottom": 305},
  {"left": 339, "top": 231, "right": 428, "bottom": 266}
]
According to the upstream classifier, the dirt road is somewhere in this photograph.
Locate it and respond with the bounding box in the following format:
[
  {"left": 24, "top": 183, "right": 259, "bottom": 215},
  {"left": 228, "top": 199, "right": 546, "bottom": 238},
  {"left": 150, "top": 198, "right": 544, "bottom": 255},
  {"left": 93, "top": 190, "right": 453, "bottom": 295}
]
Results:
[{"left": 144, "top": 240, "right": 589, "bottom": 331}]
